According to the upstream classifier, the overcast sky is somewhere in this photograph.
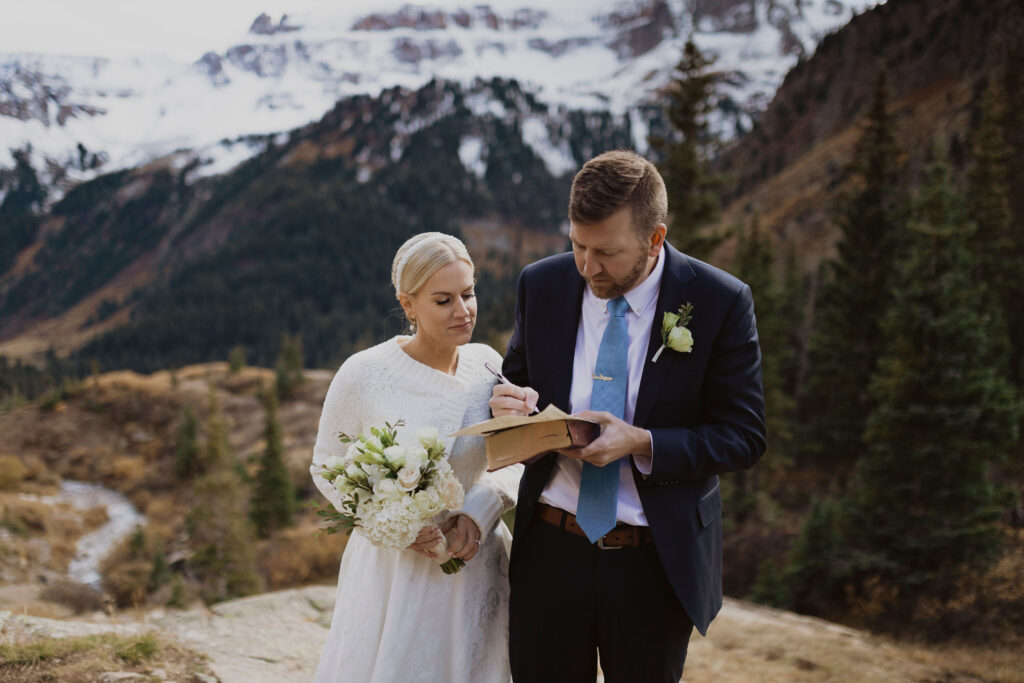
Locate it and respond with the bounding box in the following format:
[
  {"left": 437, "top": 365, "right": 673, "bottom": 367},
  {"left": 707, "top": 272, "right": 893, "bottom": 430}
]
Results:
[{"left": 0, "top": 0, "right": 391, "bottom": 61}]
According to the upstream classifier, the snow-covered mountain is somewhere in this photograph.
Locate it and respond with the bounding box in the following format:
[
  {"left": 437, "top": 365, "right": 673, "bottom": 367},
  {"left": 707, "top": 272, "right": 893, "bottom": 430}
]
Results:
[{"left": 0, "top": 0, "right": 879, "bottom": 190}]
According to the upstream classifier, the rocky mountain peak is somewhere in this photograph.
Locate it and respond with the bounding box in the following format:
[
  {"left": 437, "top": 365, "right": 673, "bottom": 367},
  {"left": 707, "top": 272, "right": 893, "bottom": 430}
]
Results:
[
  {"left": 601, "top": 0, "right": 679, "bottom": 59},
  {"left": 351, "top": 4, "right": 548, "bottom": 32},
  {"left": 249, "top": 13, "right": 301, "bottom": 36}
]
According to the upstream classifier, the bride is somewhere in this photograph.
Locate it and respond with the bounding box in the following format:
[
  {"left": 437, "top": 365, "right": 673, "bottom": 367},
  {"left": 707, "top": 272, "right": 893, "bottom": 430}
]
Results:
[{"left": 310, "top": 232, "right": 521, "bottom": 682}]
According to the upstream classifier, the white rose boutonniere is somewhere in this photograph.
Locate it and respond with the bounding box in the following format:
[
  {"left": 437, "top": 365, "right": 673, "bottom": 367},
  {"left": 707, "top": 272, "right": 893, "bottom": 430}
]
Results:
[{"left": 652, "top": 302, "right": 694, "bottom": 363}]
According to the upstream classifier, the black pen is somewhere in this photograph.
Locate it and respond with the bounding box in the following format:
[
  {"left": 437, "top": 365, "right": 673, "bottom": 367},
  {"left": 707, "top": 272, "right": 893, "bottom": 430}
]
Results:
[{"left": 484, "top": 362, "right": 540, "bottom": 414}]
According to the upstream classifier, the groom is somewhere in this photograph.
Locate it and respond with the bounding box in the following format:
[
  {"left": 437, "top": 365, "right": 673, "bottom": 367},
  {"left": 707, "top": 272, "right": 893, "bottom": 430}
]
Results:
[{"left": 490, "top": 150, "right": 766, "bottom": 682}]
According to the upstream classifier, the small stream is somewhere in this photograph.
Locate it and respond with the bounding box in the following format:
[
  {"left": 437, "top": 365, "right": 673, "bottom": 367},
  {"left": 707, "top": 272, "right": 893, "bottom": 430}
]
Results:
[{"left": 22, "top": 480, "right": 146, "bottom": 588}]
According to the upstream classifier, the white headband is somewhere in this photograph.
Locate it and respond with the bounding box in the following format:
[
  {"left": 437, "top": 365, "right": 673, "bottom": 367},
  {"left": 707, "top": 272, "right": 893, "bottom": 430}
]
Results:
[{"left": 394, "top": 233, "right": 461, "bottom": 294}]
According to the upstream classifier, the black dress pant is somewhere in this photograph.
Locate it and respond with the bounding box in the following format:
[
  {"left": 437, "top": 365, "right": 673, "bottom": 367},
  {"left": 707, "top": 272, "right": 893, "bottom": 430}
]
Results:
[{"left": 509, "top": 519, "right": 693, "bottom": 683}]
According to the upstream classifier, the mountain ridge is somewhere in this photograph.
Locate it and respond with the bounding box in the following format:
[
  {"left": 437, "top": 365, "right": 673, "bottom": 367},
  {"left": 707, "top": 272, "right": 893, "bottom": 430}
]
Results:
[{"left": 0, "top": 0, "right": 877, "bottom": 194}]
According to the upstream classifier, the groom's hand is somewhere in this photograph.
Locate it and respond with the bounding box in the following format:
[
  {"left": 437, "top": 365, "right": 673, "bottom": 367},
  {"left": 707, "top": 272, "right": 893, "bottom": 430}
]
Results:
[
  {"left": 490, "top": 382, "right": 539, "bottom": 417},
  {"left": 561, "top": 410, "right": 653, "bottom": 467}
]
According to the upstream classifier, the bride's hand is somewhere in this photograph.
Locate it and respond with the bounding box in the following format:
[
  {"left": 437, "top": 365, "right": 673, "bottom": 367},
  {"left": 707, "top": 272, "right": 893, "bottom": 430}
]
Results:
[
  {"left": 408, "top": 524, "right": 443, "bottom": 559},
  {"left": 441, "top": 514, "right": 482, "bottom": 562}
]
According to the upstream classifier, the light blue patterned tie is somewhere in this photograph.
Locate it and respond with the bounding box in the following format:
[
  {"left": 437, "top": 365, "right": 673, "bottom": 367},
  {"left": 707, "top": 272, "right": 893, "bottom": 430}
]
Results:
[{"left": 576, "top": 295, "right": 629, "bottom": 543}]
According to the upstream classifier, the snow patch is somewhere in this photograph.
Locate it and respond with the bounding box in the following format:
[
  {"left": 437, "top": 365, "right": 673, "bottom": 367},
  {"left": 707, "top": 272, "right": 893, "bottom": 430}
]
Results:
[
  {"left": 458, "top": 136, "right": 486, "bottom": 178},
  {"left": 521, "top": 117, "right": 575, "bottom": 177}
]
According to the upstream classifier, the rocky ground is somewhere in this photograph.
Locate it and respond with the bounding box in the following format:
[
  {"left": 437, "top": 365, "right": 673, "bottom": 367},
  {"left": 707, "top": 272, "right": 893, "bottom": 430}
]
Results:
[{"left": 4, "top": 587, "right": 1021, "bottom": 682}]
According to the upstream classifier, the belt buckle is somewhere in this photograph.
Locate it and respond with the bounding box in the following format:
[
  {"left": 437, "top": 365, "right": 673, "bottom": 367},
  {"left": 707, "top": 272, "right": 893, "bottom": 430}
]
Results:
[{"left": 596, "top": 535, "right": 623, "bottom": 550}]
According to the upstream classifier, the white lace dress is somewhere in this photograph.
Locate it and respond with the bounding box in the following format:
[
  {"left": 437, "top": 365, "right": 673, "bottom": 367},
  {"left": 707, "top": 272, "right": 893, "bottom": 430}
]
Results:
[{"left": 310, "top": 337, "right": 521, "bottom": 683}]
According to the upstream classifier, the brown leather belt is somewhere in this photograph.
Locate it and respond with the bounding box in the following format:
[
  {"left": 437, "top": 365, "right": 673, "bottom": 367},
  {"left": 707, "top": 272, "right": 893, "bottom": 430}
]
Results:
[{"left": 535, "top": 502, "right": 653, "bottom": 549}]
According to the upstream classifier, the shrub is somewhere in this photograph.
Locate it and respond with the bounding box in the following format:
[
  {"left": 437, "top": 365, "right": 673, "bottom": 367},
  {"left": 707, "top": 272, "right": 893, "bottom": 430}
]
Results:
[
  {"left": 99, "top": 526, "right": 172, "bottom": 608},
  {"left": 108, "top": 456, "right": 146, "bottom": 484},
  {"left": 39, "top": 579, "right": 106, "bottom": 614},
  {"left": 0, "top": 455, "right": 27, "bottom": 490},
  {"left": 228, "top": 346, "right": 246, "bottom": 373},
  {"left": 901, "top": 529, "right": 1024, "bottom": 643},
  {"left": 104, "top": 559, "right": 154, "bottom": 608},
  {"left": 257, "top": 527, "right": 348, "bottom": 590},
  {"left": 38, "top": 388, "right": 66, "bottom": 412},
  {"left": 1, "top": 500, "right": 50, "bottom": 534}
]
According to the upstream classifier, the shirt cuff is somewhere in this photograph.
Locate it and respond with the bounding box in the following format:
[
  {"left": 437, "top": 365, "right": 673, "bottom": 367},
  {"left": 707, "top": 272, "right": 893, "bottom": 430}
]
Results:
[{"left": 632, "top": 430, "right": 654, "bottom": 475}]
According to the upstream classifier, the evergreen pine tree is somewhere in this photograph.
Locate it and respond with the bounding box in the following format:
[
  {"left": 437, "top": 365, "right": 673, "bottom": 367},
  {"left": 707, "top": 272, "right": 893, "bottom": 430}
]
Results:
[
  {"left": 186, "top": 391, "right": 263, "bottom": 602},
  {"left": 847, "top": 157, "right": 1017, "bottom": 619},
  {"left": 275, "top": 335, "right": 305, "bottom": 400},
  {"left": 779, "top": 243, "right": 807, "bottom": 399},
  {"left": 800, "top": 71, "right": 906, "bottom": 474},
  {"left": 174, "top": 404, "right": 200, "bottom": 479},
  {"left": 735, "top": 217, "right": 794, "bottom": 454},
  {"left": 0, "top": 149, "right": 45, "bottom": 275},
  {"left": 650, "top": 39, "right": 726, "bottom": 260},
  {"left": 778, "top": 497, "right": 846, "bottom": 616},
  {"left": 728, "top": 216, "right": 794, "bottom": 520},
  {"left": 967, "top": 78, "right": 1014, "bottom": 309},
  {"left": 228, "top": 346, "right": 246, "bottom": 374},
  {"left": 1000, "top": 47, "right": 1024, "bottom": 390},
  {"left": 150, "top": 544, "right": 172, "bottom": 589},
  {"left": 250, "top": 386, "right": 296, "bottom": 537}
]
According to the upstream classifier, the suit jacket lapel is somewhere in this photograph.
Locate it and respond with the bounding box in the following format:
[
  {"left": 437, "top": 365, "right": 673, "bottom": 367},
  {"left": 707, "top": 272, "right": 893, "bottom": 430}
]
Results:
[
  {"left": 548, "top": 264, "right": 586, "bottom": 412},
  {"left": 634, "top": 243, "right": 695, "bottom": 427}
]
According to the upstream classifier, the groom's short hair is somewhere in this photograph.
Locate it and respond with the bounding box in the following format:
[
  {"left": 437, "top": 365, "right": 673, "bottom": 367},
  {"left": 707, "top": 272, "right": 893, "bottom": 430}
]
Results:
[{"left": 568, "top": 150, "right": 668, "bottom": 239}]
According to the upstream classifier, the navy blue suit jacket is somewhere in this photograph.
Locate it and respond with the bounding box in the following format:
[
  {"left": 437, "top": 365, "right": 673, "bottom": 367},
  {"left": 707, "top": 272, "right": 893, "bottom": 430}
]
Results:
[{"left": 502, "top": 242, "right": 767, "bottom": 635}]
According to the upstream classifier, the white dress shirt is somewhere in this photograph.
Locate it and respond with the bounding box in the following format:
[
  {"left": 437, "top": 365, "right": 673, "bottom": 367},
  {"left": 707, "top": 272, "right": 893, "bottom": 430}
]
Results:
[{"left": 538, "top": 248, "right": 663, "bottom": 526}]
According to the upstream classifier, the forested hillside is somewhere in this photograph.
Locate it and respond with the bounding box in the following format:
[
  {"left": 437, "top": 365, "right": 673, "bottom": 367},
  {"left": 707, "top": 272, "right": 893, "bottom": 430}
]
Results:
[{"left": 0, "top": 78, "right": 639, "bottom": 374}]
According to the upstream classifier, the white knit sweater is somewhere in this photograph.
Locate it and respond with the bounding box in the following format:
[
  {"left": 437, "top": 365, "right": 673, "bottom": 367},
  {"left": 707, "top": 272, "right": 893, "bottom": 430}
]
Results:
[{"left": 310, "top": 336, "right": 522, "bottom": 538}]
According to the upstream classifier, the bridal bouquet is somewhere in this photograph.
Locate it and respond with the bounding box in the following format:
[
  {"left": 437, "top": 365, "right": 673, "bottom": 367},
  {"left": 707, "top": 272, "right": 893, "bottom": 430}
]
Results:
[{"left": 317, "top": 420, "right": 467, "bottom": 574}]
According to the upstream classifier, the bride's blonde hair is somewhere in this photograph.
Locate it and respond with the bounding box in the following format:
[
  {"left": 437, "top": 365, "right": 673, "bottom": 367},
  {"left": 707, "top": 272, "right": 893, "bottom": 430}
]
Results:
[{"left": 392, "top": 232, "right": 474, "bottom": 330}]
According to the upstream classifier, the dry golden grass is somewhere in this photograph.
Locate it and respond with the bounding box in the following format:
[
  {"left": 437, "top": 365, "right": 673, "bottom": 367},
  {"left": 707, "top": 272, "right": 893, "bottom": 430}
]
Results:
[
  {"left": 0, "top": 495, "right": 108, "bottom": 578},
  {"left": 257, "top": 522, "right": 349, "bottom": 590},
  {"left": 0, "top": 362, "right": 334, "bottom": 603},
  {"left": 104, "top": 455, "right": 147, "bottom": 484},
  {"left": 0, "top": 629, "right": 211, "bottom": 683},
  {"left": 681, "top": 599, "right": 1024, "bottom": 683},
  {"left": 38, "top": 579, "right": 106, "bottom": 615},
  {"left": 15, "top": 602, "right": 68, "bottom": 620},
  {"left": 0, "top": 233, "right": 163, "bottom": 362},
  {"left": 0, "top": 455, "right": 28, "bottom": 490},
  {"left": 78, "top": 505, "right": 109, "bottom": 532}
]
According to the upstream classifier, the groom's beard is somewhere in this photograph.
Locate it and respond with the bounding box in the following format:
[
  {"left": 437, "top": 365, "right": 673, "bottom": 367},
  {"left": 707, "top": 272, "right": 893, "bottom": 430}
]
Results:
[{"left": 585, "top": 249, "right": 649, "bottom": 300}]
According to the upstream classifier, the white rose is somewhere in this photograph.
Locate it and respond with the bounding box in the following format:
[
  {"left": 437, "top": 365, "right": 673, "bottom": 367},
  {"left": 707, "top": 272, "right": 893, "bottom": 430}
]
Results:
[
  {"left": 438, "top": 477, "right": 465, "bottom": 509},
  {"left": 667, "top": 326, "right": 694, "bottom": 353},
  {"left": 345, "top": 463, "right": 367, "bottom": 483},
  {"left": 345, "top": 442, "right": 362, "bottom": 463},
  {"left": 397, "top": 466, "right": 421, "bottom": 492},
  {"left": 324, "top": 455, "right": 345, "bottom": 471},
  {"left": 364, "top": 464, "right": 386, "bottom": 486},
  {"left": 412, "top": 488, "right": 443, "bottom": 518},
  {"left": 374, "top": 477, "right": 404, "bottom": 501},
  {"left": 383, "top": 445, "right": 407, "bottom": 468},
  {"left": 403, "top": 447, "right": 427, "bottom": 471}
]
